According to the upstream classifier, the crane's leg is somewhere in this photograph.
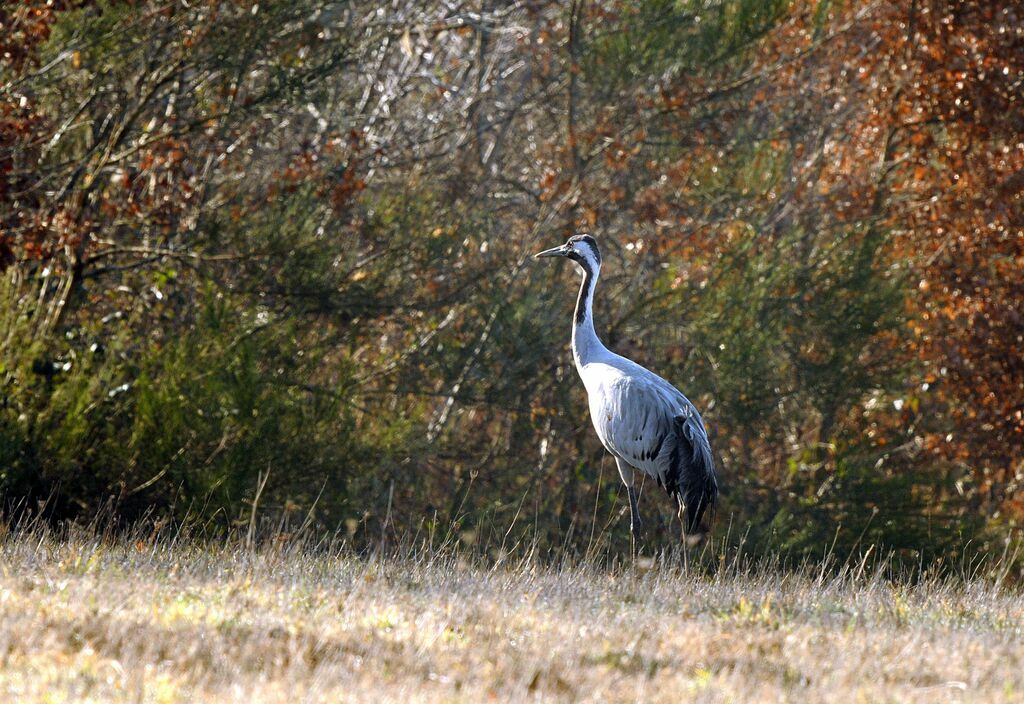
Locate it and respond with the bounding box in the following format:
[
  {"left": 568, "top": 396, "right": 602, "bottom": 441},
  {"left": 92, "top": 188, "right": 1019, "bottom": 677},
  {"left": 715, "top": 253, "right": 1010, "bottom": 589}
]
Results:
[
  {"left": 676, "top": 494, "right": 704, "bottom": 548},
  {"left": 615, "top": 457, "right": 643, "bottom": 557}
]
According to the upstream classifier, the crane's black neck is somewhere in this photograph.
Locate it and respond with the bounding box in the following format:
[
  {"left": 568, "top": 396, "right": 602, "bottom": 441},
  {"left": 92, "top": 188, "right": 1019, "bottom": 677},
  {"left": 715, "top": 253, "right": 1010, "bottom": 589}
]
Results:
[
  {"left": 574, "top": 266, "right": 593, "bottom": 326},
  {"left": 571, "top": 259, "right": 603, "bottom": 364}
]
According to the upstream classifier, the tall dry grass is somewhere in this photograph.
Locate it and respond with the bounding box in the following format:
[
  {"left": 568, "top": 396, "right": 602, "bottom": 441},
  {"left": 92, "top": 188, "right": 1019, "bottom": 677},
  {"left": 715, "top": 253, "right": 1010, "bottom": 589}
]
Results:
[{"left": 0, "top": 515, "right": 1021, "bottom": 703}]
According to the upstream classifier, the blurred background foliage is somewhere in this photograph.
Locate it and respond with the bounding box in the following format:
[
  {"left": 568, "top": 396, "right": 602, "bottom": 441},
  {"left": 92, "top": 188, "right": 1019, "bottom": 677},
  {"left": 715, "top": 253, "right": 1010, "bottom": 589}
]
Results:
[{"left": 1, "top": 0, "right": 1020, "bottom": 566}]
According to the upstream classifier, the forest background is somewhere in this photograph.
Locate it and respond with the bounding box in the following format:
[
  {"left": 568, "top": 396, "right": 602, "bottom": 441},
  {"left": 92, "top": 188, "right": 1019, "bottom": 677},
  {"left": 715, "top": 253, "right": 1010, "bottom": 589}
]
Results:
[{"left": 1, "top": 0, "right": 1021, "bottom": 567}]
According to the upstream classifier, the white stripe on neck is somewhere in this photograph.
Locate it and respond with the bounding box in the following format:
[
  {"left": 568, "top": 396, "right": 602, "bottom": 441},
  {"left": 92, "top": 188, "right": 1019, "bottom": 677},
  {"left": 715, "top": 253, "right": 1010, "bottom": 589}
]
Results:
[{"left": 572, "top": 261, "right": 605, "bottom": 366}]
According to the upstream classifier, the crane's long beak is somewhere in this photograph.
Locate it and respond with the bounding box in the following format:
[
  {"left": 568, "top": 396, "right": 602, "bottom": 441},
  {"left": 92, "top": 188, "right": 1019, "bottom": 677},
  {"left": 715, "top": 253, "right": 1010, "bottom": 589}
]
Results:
[{"left": 534, "top": 245, "right": 568, "bottom": 259}]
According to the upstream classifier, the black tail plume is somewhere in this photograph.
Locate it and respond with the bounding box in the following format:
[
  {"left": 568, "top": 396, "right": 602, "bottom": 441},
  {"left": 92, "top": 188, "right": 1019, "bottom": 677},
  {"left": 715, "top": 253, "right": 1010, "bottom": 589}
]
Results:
[{"left": 673, "top": 415, "right": 718, "bottom": 536}]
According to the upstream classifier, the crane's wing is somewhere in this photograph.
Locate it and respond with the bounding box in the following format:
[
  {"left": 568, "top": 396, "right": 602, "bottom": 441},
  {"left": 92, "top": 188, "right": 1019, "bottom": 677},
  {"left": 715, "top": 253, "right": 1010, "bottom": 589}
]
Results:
[{"left": 592, "top": 372, "right": 717, "bottom": 534}]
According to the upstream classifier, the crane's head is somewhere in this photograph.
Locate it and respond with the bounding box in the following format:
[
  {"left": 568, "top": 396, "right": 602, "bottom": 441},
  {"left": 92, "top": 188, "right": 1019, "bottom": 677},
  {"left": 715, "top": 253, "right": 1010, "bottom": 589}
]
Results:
[{"left": 533, "top": 234, "right": 602, "bottom": 274}]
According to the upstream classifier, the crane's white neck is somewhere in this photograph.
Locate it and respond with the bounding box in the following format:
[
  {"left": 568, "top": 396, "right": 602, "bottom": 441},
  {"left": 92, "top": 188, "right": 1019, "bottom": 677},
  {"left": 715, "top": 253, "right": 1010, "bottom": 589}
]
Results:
[{"left": 572, "top": 262, "right": 606, "bottom": 366}]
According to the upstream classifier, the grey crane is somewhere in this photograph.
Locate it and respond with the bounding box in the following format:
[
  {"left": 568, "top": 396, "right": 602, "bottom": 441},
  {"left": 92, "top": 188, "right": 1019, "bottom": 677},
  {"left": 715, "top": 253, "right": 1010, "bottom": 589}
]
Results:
[{"left": 535, "top": 234, "right": 718, "bottom": 551}]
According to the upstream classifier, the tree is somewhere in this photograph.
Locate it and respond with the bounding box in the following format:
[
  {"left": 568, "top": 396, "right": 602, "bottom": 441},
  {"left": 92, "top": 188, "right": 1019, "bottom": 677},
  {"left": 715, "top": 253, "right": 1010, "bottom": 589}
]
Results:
[{"left": 0, "top": 0, "right": 1017, "bottom": 565}]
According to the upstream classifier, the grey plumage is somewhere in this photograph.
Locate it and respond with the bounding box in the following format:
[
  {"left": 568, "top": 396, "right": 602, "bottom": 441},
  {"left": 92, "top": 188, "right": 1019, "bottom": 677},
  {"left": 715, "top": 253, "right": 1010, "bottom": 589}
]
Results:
[{"left": 535, "top": 235, "right": 718, "bottom": 546}]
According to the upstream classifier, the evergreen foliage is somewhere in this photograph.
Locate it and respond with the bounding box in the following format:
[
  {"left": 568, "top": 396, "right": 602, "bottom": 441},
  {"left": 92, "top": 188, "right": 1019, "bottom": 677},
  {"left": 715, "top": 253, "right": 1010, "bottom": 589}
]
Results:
[{"left": 2, "top": 0, "right": 1019, "bottom": 567}]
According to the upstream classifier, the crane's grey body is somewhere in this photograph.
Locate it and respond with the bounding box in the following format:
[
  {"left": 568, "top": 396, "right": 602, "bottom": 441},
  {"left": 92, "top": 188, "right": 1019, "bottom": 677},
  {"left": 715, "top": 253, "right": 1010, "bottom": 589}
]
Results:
[{"left": 536, "top": 235, "right": 718, "bottom": 547}]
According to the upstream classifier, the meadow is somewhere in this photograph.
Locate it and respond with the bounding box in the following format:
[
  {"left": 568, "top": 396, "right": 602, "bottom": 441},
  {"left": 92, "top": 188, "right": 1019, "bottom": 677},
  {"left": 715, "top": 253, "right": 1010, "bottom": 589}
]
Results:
[{"left": 1, "top": 523, "right": 1021, "bottom": 703}]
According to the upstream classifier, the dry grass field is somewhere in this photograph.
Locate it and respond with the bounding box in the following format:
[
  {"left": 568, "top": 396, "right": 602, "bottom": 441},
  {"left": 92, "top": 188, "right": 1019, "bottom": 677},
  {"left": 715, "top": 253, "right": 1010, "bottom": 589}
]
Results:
[{"left": 0, "top": 525, "right": 1022, "bottom": 703}]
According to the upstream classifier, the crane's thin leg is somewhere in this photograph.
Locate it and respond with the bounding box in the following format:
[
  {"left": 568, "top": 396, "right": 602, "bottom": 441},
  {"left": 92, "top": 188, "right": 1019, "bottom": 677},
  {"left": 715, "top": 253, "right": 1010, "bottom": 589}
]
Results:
[
  {"left": 676, "top": 493, "right": 685, "bottom": 537},
  {"left": 677, "top": 494, "right": 704, "bottom": 549},
  {"left": 615, "top": 457, "right": 643, "bottom": 557},
  {"left": 626, "top": 485, "right": 643, "bottom": 556},
  {"left": 675, "top": 494, "right": 690, "bottom": 572}
]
